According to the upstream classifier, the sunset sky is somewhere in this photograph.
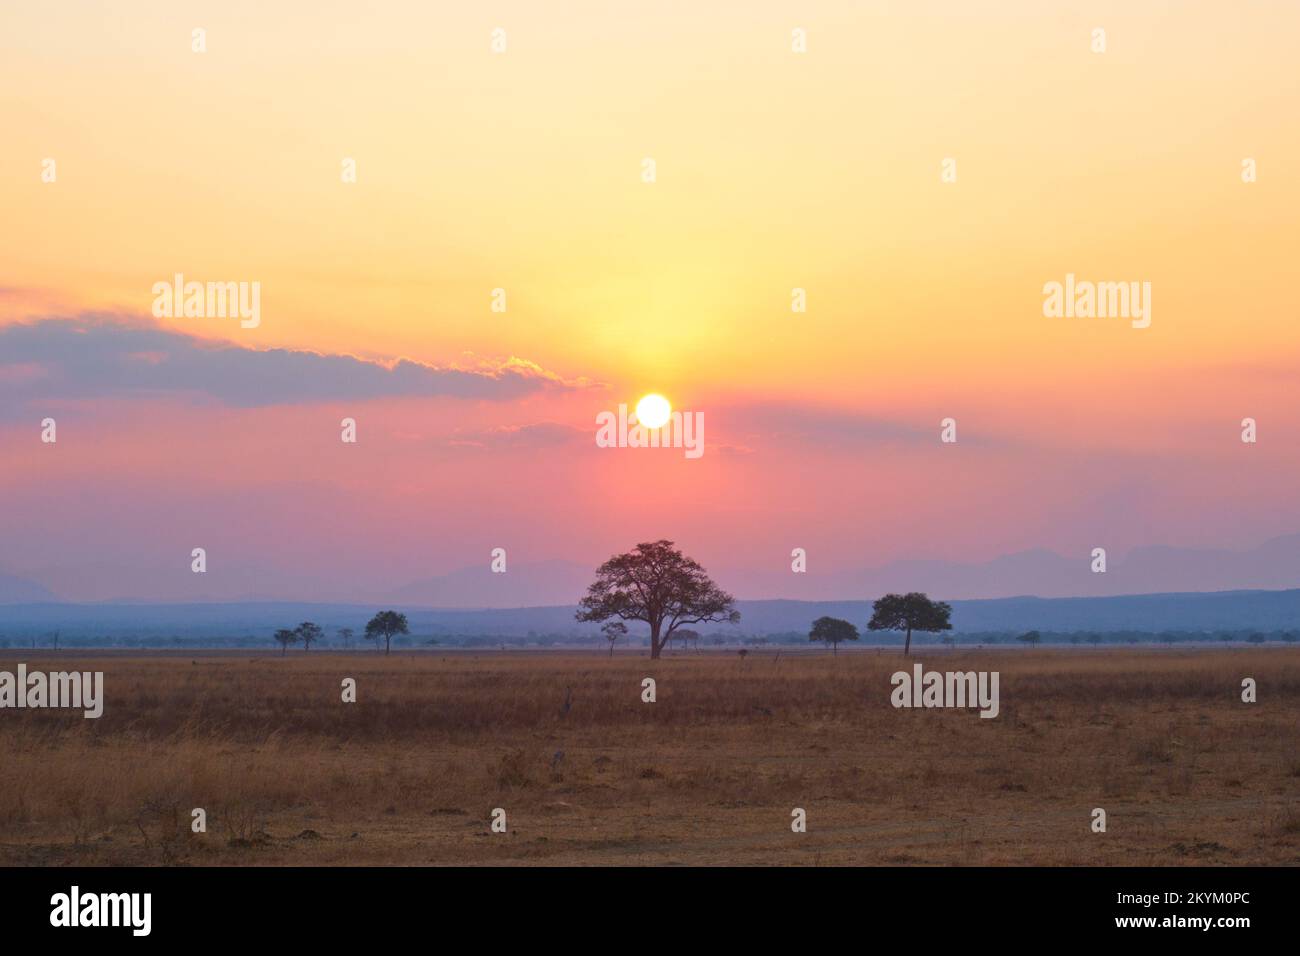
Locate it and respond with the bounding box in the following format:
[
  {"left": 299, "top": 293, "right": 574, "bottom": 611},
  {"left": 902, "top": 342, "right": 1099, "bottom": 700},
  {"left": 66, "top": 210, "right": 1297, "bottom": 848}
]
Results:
[{"left": 3, "top": 1, "right": 1300, "bottom": 603}]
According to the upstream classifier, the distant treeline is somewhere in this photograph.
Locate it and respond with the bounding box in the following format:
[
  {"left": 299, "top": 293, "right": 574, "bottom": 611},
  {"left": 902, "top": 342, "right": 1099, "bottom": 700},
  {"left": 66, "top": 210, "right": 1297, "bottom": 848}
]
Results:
[{"left": 1, "top": 628, "right": 1297, "bottom": 650}]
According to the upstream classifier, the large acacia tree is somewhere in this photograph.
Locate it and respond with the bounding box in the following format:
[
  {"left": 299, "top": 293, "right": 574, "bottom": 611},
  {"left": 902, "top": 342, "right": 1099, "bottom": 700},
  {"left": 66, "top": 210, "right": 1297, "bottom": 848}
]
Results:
[
  {"left": 577, "top": 540, "right": 739, "bottom": 660},
  {"left": 867, "top": 592, "right": 952, "bottom": 656}
]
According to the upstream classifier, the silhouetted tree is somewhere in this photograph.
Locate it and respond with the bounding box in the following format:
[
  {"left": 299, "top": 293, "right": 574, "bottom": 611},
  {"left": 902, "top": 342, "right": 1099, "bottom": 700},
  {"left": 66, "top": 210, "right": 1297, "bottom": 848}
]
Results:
[
  {"left": 809, "top": 616, "right": 858, "bottom": 656},
  {"left": 601, "top": 621, "right": 627, "bottom": 658},
  {"left": 273, "top": 628, "right": 299, "bottom": 656},
  {"left": 365, "top": 610, "right": 409, "bottom": 656},
  {"left": 576, "top": 540, "right": 739, "bottom": 660},
  {"left": 296, "top": 621, "right": 323, "bottom": 652},
  {"left": 337, "top": 627, "right": 355, "bottom": 649},
  {"left": 1017, "top": 630, "right": 1042, "bottom": 647},
  {"left": 867, "top": 593, "right": 952, "bottom": 656}
]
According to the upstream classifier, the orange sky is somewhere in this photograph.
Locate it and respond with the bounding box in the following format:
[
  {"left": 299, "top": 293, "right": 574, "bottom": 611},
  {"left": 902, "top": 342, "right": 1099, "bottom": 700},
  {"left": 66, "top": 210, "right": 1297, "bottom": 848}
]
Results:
[{"left": 2, "top": 1, "right": 1299, "bottom": 602}]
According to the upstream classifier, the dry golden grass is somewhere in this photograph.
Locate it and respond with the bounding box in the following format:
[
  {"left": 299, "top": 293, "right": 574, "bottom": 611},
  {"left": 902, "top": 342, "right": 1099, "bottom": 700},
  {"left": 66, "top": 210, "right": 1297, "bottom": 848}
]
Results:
[{"left": 1, "top": 647, "right": 1296, "bottom": 865}]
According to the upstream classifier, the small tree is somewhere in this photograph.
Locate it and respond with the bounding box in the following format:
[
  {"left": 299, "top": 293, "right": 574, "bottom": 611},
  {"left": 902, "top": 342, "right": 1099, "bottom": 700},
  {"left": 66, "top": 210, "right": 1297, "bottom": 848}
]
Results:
[
  {"left": 365, "top": 610, "right": 409, "bottom": 656},
  {"left": 675, "top": 628, "right": 701, "bottom": 653},
  {"left": 1017, "top": 630, "right": 1042, "bottom": 647},
  {"left": 601, "top": 621, "right": 627, "bottom": 658},
  {"left": 273, "top": 628, "right": 299, "bottom": 656},
  {"left": 809, "top": 616, "right": 858, "bottom": 656},
  {"left": 296, "top": 621, "right": 323, "bottom": 652},
  {"left": 867, "top": 593, "right": 952, "bottom": 656},
  {"left": 576, "top": 540, "right": 739, "bottom": 660},
  {"left": 337, "top": 627, "right": 355, "bottom": 650}
]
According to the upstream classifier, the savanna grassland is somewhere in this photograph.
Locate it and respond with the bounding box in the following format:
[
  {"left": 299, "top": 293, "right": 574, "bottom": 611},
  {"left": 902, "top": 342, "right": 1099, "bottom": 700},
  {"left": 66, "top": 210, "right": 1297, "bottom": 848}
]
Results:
[{"left": 1, "top": 648, "right": 1297, "bottom": 866}]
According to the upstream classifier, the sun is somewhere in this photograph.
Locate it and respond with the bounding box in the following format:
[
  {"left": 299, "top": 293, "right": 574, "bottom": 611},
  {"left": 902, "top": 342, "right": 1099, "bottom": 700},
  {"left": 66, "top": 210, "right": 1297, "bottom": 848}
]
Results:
[{"left": 635, "top": 393, "right": 672, "bottom": 429}]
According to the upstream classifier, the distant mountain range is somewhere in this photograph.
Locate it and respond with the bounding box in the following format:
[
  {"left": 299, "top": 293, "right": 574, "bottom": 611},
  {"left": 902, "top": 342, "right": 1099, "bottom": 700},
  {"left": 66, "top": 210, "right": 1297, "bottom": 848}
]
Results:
[
  {"left": 0, "top": 572, "right": 58, "bottom": 603},
  {"left": 3, "top": 588, "right": 1300, "bottom": 642},
  {"left": 725, "top": 535, "right": 1300, "bottom": 602},
  {"left": 6, "top": 534, "right": 1300, "bottom": 606},
  {"left": 385, "top": 559, "right": 592, "bottom": 607},
  {"left": 380, "top": 533, "right": 1300, "bottom": 605}
]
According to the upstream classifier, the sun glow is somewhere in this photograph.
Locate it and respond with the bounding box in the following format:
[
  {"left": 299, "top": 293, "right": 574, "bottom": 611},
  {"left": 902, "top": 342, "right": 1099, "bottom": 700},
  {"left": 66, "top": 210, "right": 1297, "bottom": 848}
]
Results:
[{"left": 635, "top": 394, "right": 672, "bottom": 429}]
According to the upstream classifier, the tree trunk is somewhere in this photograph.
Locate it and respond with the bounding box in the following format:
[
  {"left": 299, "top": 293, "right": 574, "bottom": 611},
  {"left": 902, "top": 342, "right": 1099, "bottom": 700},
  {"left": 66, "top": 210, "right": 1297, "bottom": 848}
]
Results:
[
  {"left": 904, "top": 627, "right": 912, "bottom": 656},
  {"left": 833, "top": 641, "right": 837, "bottom": 656},
  {"left": 608, "top": 642, "right": 614, "bottom": 658},
  {"left": 649, "top": 623, "right": 662, "bottom": 660},
  {"left": 385, "top": 635, "right": 391, "bottom": 656}
]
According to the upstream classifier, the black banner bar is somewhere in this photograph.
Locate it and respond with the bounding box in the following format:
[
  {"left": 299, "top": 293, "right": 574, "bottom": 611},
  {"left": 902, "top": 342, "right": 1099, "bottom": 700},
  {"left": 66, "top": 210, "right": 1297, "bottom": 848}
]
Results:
[{"left": 0, "top": 866, "right": 1281, "bottom": 943}]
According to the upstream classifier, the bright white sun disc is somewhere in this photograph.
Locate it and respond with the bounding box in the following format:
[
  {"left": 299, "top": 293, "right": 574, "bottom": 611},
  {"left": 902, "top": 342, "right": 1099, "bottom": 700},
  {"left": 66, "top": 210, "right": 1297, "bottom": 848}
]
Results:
[{"left": 635, "top": 394, "right": 672, "bottom": 429}]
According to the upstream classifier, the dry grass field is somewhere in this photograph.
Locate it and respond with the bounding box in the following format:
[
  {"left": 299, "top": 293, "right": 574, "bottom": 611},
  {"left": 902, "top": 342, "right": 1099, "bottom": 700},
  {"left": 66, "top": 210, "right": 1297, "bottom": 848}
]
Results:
[{"left": 1, "top": 647, "right": 1297, "bottom": 866}]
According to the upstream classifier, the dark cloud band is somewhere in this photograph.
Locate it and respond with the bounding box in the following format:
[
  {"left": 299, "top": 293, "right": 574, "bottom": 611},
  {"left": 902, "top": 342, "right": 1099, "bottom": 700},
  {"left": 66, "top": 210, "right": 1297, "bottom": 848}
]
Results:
[{"left": 0, "top": 315, "right": 593, "bottom": 407}]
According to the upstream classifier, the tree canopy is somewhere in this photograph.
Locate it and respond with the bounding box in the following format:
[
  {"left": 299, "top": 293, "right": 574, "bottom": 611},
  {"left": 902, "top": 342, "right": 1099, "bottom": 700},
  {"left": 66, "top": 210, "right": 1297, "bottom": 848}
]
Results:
[
  {"left": 577, "top": 540, "right": 738, "bottom": 659},
  {"left": 272, "top": 628, "right": 298, "bottom": 655},
  {"left": 364, "top": 610, "right": 410, "bottom": 655},
  {"left": 809, "top": 616, "right": 858, "bottom": 655},
  {"left": 296, "top": 621, "right": 323, "bottom": 651},
  {"left": 867, "top": 593, "right": 952, "bottom": 655}
]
